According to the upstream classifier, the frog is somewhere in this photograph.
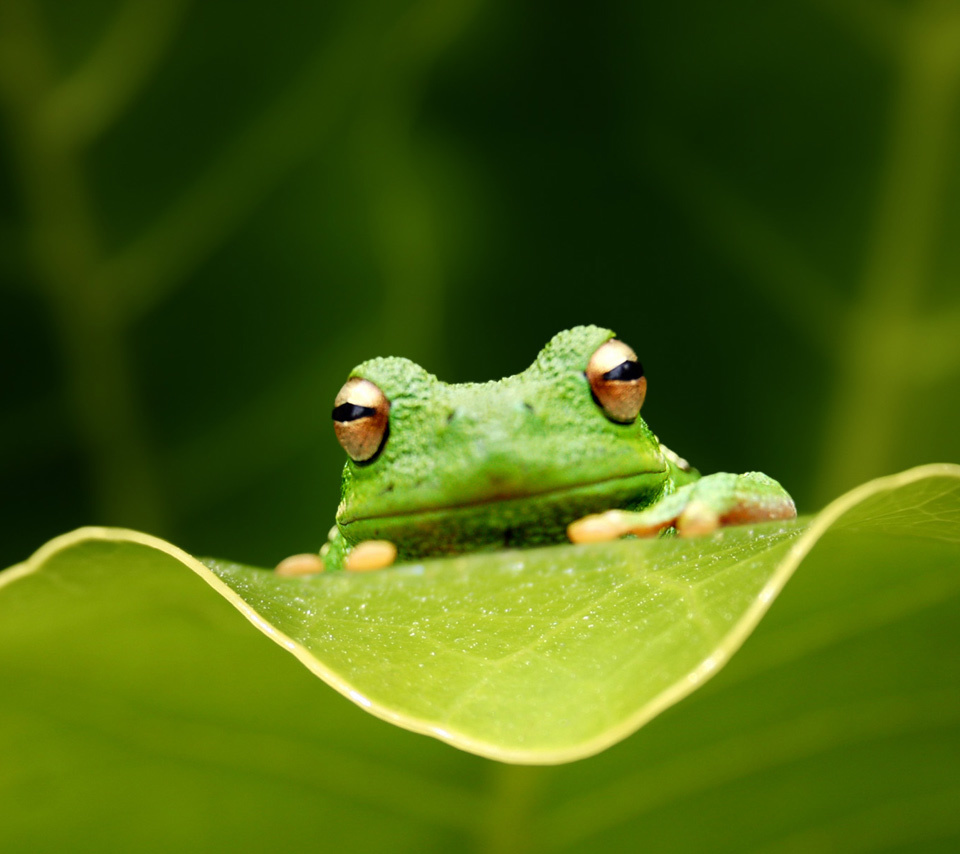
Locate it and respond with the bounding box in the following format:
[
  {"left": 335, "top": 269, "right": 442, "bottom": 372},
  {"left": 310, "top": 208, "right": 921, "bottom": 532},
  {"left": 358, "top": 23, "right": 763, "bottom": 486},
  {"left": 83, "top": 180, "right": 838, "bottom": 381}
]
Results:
[{"left": 275, "top": 325, "right": 795, "bottom": 576}]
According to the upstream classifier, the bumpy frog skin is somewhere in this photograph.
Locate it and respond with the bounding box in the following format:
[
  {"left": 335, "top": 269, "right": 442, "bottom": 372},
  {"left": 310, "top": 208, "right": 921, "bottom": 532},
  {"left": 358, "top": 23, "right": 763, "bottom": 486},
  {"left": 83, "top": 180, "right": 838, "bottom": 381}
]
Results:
[{"left": 291, "top": 326, "right": 796, "bottom": 574}]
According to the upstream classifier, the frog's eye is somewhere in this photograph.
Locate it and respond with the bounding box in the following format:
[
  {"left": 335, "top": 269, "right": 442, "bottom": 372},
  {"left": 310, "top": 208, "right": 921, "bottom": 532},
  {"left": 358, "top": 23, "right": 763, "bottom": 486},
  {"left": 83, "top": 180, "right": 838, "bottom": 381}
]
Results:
[
  {"left": 332, "top": 377, "right": 390, "bottom": 462},
  {"left": 586, "top": 339, "right": 646, "bottom": 423}
]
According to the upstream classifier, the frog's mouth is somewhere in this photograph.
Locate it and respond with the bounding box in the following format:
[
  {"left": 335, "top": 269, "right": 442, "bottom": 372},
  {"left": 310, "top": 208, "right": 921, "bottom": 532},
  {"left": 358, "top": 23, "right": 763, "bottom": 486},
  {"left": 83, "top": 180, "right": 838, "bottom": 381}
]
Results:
[{"left": 339, "top": 470, "right": 664, "bottom": 558}]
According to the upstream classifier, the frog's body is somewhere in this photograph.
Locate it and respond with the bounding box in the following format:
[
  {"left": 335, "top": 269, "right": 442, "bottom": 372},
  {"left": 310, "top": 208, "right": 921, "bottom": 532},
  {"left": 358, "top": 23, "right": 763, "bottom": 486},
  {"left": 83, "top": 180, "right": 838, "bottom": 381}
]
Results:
[{"left": 311, "top": 326, "right": 795, "bottom": 573}]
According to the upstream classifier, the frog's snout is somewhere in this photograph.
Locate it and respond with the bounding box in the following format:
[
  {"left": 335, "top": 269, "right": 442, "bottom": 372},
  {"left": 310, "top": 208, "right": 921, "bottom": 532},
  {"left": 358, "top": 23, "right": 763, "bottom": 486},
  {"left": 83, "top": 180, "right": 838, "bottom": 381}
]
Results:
[
  {"left": 441, "top": 395, "right": 543, "bottom": 488},
  {"left": 444, "top": 397, "right": 539, "bottom": 429}
]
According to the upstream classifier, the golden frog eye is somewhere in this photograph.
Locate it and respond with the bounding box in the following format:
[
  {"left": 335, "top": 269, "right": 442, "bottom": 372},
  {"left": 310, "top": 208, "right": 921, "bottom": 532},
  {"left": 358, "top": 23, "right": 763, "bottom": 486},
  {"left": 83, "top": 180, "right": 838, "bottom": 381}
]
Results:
[
  {"left": 585, "top": 339, "right": 646, "bottom": 423},
  {"left": 332, "top": 377, "right": 390, "bottom": 462}
]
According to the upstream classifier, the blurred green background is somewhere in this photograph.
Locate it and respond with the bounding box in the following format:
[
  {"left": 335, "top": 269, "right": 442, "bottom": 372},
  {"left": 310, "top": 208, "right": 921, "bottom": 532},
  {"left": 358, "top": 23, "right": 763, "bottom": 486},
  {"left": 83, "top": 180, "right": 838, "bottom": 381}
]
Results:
[{"left": 2, "top": 0, "right": 959, "bottom": 568}]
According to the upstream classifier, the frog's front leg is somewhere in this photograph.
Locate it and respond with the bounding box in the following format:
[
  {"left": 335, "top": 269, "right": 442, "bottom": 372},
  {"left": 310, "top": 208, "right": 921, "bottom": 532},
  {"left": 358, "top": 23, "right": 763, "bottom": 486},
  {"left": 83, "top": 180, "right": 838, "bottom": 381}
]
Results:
[{"left": 568, "top": 472, "right": 796, "bottom": 543}]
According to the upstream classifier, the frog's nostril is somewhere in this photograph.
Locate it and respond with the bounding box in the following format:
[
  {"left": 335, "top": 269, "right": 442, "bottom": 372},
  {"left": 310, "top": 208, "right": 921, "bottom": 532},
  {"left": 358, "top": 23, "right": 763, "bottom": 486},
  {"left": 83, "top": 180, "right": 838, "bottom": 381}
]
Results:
[
  {"left": 447, "top": 406, "right": 481, "bottom": 427},
  {"left": 512, "top": 400, "right": 536, "bottom": 419}
]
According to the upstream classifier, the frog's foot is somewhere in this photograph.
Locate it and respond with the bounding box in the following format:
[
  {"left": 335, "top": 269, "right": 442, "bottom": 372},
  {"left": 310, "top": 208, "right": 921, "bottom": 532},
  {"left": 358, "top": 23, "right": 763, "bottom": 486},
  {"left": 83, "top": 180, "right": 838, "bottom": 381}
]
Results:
[
  {"left": 567, "top": 472, "right": 796, "bottom": 543},
  {"left": 275, "top": 553, "right": 326, "bottom": 577},
  {"left": 345, "top": 540, "right": 398, "bottom": 572}
]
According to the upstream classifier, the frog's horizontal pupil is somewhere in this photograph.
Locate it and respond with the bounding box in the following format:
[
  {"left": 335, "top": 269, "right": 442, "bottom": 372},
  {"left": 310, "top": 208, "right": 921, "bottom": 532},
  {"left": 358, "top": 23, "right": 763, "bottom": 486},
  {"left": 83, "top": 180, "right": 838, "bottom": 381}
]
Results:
[
  {"left": 333, "top": 377, "right": 390, "bottom": 462},
  {"left": 585, "top": 340, "right": 646, "bottom": 424},
  {"left": 603, "top": 360, "right": 644, "bottom": 382},
  {"left": 332, "top": 403, "right": 377, "bottom": 422}
]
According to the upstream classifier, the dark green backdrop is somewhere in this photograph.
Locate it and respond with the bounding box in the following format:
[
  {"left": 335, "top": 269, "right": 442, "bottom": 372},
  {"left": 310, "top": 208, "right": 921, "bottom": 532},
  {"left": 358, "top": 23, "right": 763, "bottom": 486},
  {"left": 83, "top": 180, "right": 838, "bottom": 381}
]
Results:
[{"left": 2, "top": 0, "right": 959, "bottom": 570}]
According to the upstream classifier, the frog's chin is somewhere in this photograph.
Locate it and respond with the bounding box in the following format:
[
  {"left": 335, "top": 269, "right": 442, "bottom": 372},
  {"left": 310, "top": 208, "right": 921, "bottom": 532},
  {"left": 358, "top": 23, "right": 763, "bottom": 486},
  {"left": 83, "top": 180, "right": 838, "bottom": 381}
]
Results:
[{"left": 338, "top": 470, "right": 666, "bottom": 558}]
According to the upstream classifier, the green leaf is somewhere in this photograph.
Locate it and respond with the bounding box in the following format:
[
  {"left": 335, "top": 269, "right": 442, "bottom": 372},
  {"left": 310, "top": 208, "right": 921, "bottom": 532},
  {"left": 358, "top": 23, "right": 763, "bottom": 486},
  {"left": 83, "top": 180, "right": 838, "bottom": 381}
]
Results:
[
  {"left": 3, "top": 465, "right": 958, "bottom": 773},
  {"left": 3, "top": 465, "right": 960, "bottom": 851}
]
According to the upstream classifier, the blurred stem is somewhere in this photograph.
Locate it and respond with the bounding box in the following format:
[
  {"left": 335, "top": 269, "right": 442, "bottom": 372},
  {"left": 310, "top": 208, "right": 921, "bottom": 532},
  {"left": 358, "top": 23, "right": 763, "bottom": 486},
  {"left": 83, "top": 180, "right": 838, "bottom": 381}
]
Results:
[
  {"left": 480, "top": 764, "right": 545, "bottom": 854},
  {"left": 0, "top": 0, "right": 166, "bottom": 532},
  {"left": 643, "top": 126, "right": 842, "bottom": 355},
  {"left": 814, "top": 1, "right": 960, "bottom": 503},
  {"left": 39, "top": 0, "right": 191, "bottom": 147},
  {"left": 357, "top": 0, "right": 479, "bottom": 364},
  {"left": 96, "top": 3, "right": 377, "bottom": 323},
  {"left": 807, "top": 0, "right": 905, "bottom": 55},
  {"left": 362, "top": 110, "right": 446, "bottom": 357},
  {"left": 100, "top": 0, "right": 471, "bottom": 326},
  {"left": 912, "top": 305, "right": 960, "bottom": 384}
]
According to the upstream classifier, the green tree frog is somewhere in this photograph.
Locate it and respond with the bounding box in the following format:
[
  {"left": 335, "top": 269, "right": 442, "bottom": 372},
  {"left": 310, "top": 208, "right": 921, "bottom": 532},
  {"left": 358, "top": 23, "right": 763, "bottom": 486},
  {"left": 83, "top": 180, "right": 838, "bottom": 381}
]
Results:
[{"left": 276, "top": 326, "right": 795, "bottom": 576}]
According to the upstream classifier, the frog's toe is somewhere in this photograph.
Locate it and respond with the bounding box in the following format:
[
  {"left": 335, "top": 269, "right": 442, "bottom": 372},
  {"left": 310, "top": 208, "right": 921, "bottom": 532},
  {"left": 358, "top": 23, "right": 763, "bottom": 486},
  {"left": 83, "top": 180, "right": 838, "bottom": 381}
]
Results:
[
  {"left": 345, "top": 540, "right": 398, "bottom": 571},
  {"left": 676, "top": 499, "right": 721, "bottom": 537},
  {"left": 675, "top": 471, "right": 797, "bottom": 533},
  {"left": 275, "top": 553, "right": 326, "bottom": 577},
  {"left": 567, "top": 511, "right": 629, "bottom": 544},
  {"left": 568, "top": 508, "right": 673, "bottom": 543}
]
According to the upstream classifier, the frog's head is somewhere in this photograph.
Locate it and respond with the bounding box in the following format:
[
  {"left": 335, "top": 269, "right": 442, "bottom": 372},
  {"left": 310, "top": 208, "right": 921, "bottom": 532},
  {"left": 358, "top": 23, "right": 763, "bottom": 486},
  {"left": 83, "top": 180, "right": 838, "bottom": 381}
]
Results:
[{"left": 332, "top": 325, "right": 668, "bottom": 558}]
